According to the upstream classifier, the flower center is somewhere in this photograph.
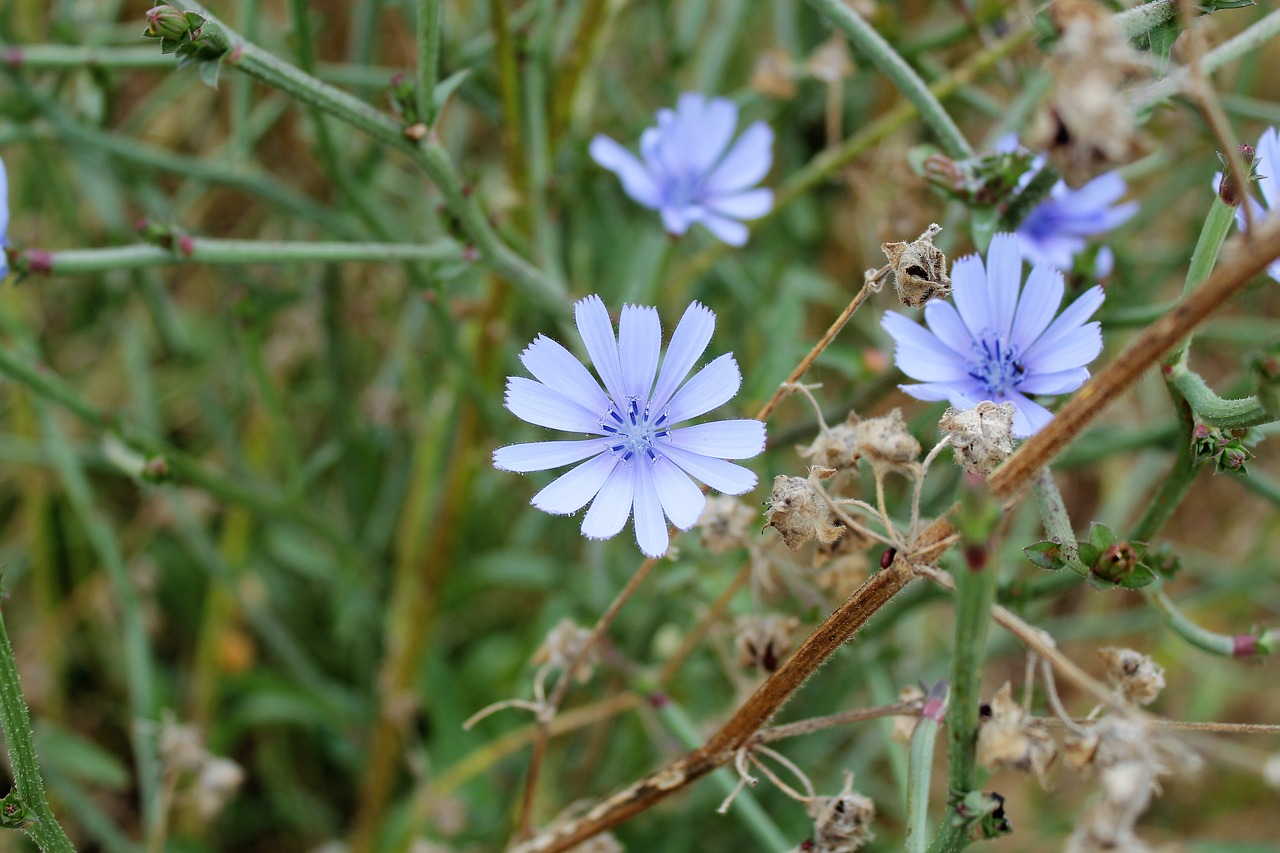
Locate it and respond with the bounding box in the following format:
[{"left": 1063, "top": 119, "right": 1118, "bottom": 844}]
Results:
[
  {"left": 662, "top": 170, "right": 706, "bottom": 209},
  {"left": 601, "top": 397, "right": 671, "bottom": 466},
  {"left": 967, "top": 337, "right": 1025, "bottom": 396}
]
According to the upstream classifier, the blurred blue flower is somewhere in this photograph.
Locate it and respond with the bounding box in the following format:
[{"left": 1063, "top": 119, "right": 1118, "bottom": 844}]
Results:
[
  {"left": 1229, "top": 125, "right": 1280, "bottom": 283},
  {"left": 494, "top": 295, "right": 764, "bottom": 558},
  {"left": 1015, "top": 172, "right": 1137, "bottom": 275},
  {"left": 589, "top": 93, "right": 773, "bottom": 247},
  {"left": 882, "top": 233, "right": 1104, "bottom": 437},
  {"left": 0, "top": 155, "right": 9, "bottom": 280}
]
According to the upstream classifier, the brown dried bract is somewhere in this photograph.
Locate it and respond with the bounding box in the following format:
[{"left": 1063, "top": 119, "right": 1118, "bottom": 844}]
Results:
[
  {"left": 1097, "top": 647, "right": 1166, "bottom": 706},
  {"left": 976, "top": 682, "right": 1057, "bottom": 787},
  {"left": 881, "top": 223, "right": 951, "bottom": 308},
  {"left": 939, "top": 401, "right": 1017, "bottom": 476},
  {"left": 765, "top": 468, "right": 843, "bottom": 551}
]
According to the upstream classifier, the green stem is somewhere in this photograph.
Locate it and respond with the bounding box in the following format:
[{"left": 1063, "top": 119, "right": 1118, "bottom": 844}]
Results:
[
  {"left": 0, "top": 606, "right": 76, "bottom": 852},
  {"left": 1169, "top": 196, "right": 1236, "bottom": 366},
  {"left": 653, "top": 696, "right": 791, "bottom": 853},
  {"left": 168, "top": 0, "right": 567, "bottom": 308},
  {"left": 1129, "top": 395, "right": 1198, "bottom": 542},
  {"left": 805, "top": 0, "right": 973, "bottom": 159},
  {"left": 415, "top": 0, "right": 442, "bottom": 125},
  {"left": 21, "top": 238, "right": 463, "bottom": 275},
  {"left": 905, "top": 680, "right": 949, "bottom": 853},
  {"left": 1165, "top": 364, "right": 1270, "bottom": 429},
  {"left": 1133, "top": 10, "right": 1280, "bottom": 110},
  {"left": 1144, "top": 584, "right": 1275, "bottom": 657},
  {"left": 1032, "top": 469, "right": 1087, "bottom": 576}
]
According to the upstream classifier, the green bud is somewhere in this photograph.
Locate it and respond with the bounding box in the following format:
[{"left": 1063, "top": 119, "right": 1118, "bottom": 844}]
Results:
[
  {"left": 143, "top": 5, "right": 204, "bottom": 42},
  {"left": 0, "top": 792, "right": 39, "bottom": 830}
]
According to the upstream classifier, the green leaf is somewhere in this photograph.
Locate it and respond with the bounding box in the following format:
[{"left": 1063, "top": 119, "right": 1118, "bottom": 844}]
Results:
[
  {"left": 432, "top": 68, "right": 473, "bottom": 115},
  {"left": 1077, "top": 542, "right": 1100, "bottom": 568},
  {"left": 1088, "top": 522, "right": 1116, "bottom": 551},
  {"left": 1023, "top": 540, "right": 1068, "bottom": 571},
  {"left": 1116, "top": 564, "right": 1157, "bottom": 589},
  {"left": 1145, "top": 18, "right": 1180, "bottom": 75},
  {"left": 1197, "top": 0, "right": 1257, "bottom": 10},
  {"left": 197, "top": 58, "right": 223, "bottom": 88},
  {"left": 36, "top": 727, "right": 130, "bottom": 790}
]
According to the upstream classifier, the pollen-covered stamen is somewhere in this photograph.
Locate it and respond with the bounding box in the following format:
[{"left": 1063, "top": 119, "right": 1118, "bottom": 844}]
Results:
[
  {"left": 600, "top": 397, "right": 671, "bottom": 466},
  {"left": 968, "top": 337, "right": 1026, "bottom": 396}
]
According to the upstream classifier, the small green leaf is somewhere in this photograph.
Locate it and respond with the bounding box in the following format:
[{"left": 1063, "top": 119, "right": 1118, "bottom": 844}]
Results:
[
  {"left": 1088, "top": 522, "right": 1116, "bottom": 551},
  {"left": 1023, "top": 540, "right": 1067, "bottom": 571},
  {"left": 1077, "top": 542, "right": 1100, "bottom": 567},
  {"left": 1144, "top": 18, "right": 1180, "bottom": 76},
  {"left": 197, "top": 58, "right": 222, "bottom": 88},
  {"left": 432, "top": 68, "right": 473, "bottom": 115},
  {"left": 1116, "top": 564, "right": 1157, "bottom": 589}
]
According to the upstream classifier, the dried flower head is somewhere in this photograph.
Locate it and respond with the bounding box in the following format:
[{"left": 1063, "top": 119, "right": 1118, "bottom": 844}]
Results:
[
  {"left": 193, "top": 757, "right": 245, "bottom": 820},
  {"left": 798, "top": 411, "right": 861, "bottom": 471},
  {"left": 533, "top": 618, "right": 599, "bottom": 684},
  {"left": 891, "top": 685, "right": 926, "bottom": 744},
  {"left": 765, "top": 468, "right": 843, "bottom": 551},
  {"left": 751, "top": 48, "right": 798, "bottom": 99},
  {"left": 812, "top": 523, "right": 872, "bottom": 600},
  {"left": 733, "top": 613, "right": 800, "bottom": 672},
  {"left": 1097, "top": 647, "right": 1165, "bottom": 706},
  {"left": 697, "top": 495, "right": 760, "bottom": 553},
  {"left": 805, "top": 35, "right": 854, "bottom": 84},
  {"left": 976, "top": 682, "right": 1057, "bottom": 786},
  {"left": 939, "top": 401, "right": 1016, "bottom": 475},
  {"left": 851, "top": 409, "right": 921, "bottom": 472},
  {"left": 807, "top": 771, "right": 875, "bottom": 852},
  {"left": 882, "top": 224, "right": 952, "bottom": 308}
]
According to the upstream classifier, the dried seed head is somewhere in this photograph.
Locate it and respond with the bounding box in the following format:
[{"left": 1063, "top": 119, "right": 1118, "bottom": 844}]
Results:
[
  {"left": 976, "top": 683, "right": 1058, "bottom": 786},
  {"left": 751, "top": 48, "right": 798, "bottom": 99},
  {"left": 798, "top": 413, "right": 861, "bottom": 470},
  {"left": 881, "top": 224, "right": 951, "bottom": 308},
  {"left": 697, "top": 495, "right": 760, "bottom": 554},
  {"left": 733, "top": 613, "right": 800, "bottom": 672},
  {"left": 194, "top": 757, "right": 245, "bottom": 820},
  {"left": 158, "top": 714, "right": 208, "bottom": 774},
  {"left": 812, "top": 525, "right": 872, "bottom": 600},
  {"left": 891, "top": 685, "right": 926, "bottom": 744},
  {"left": 1097, "top": 647, "right": 1166, "bottom": 706},
  {"left": 765, "top": 468, "right": 843, "bottom": 551},
  {"left": 852, "top": 409, "right": 921, "bottom": 472},
  {"left": 807, "top": 771, "right": 876, "bottom": 852},
  {"left": 532, "top": 618, "right": 598, "bottom": 684},
  {"left": 939, "top": 401, "right": 1016, "bottom": 475},
  {"left": 806, "top": 35, "right": 854, "bottom": 83}
]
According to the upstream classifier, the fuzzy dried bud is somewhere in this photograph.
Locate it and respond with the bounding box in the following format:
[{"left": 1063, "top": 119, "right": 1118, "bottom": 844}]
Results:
[
  {"left": 765, "top": 468, "right": 843, "bottom": 551},
  {"left": 733, "top": 613, "right": 800, "bottom": 672},
  {"left": 805, "top": 35, "right": 853, "bottom": 83},
  {"left": 939, "top": 401, "right": 1016, "bottom": 475},
  {"left": 697, "top": 495, "right": 760, "bottom": 553},
  {"left": 976, "top": 682, "right": 1057, "bottom": 786},
  {"left": 890, "top": 685, "right": 926, "bottom": 744},
  {"left": 798, "top": 413, "right": 862, "bottom": 471},
  {"left": 807, "top": 771, "right": 875, "bottom": 852},
  {"left": 194, "top": 757, "right": 245, "bottom": 820},
  {"left": 532, "top": 618, "right": 598, "bottom": 684},
  {"left": 812, "top": 524, "right": 872, "bottom": 600},
  {"left": 1097, "top": 647, "right": 1165, "bottom": 706},
  {"left": 751, "top": 48, "right": 798, "bottom": 99},
  {"left": 852, "top": 409, "right": 920, "bottom": 472},
  {"left": 881, "top": 224, "right": 951, "bottom": 308}
]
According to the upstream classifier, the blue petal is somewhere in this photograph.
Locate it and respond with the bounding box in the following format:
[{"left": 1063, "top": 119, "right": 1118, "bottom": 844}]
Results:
[
  {"left": 505, "top": 377, "right": 604, "bottom": 433},
  {"left": 665, "top": 419, "right": 765, "bottom": 459},
  {"left": 632, "top": 461, "right": 669, "bottom": 558},
  {"left": 650, "top": 301, "right": 715, "bottom": 412},
  {"left": 882, "top": 312, "right": 972, "bottom": 382},
  {"left": 651, "top": 456, "right": 706, "bottom": 530},
  {"left": 922, "top": 301, "right": 976, "bottom": 357},
  {"left": 660, "top": 444, "right": 758, "bottom": 495},
  {"left": 581, "top": 462, "right": 636, "bottom": 540},
  {"left": 1009, "top": 264, "right": 1065, "bottom": 353},
  {"left": 574, "top": 295, "right": 629, "bottom": 406},
  {"left": 618, "top": 304, "right": 661, "bottom": 402},
  {"left": 1016, "top": 367, "right": 1089, "bottom": 395},
  {"left": 1021, "top": 286, "right": 1104, "bottom": 371},
  {"left": 494, "top": 438, "right": 609, "bottom": 473},
  {"left": 0, "top": 155, "right": 8, "bottom": 238},
  {"left": 1003, "top": 391, "right": 1055, "bottom": 437},
  {"left": 707, "top": 188, "right": 772, "bottom": 221},
  {"left": 666, "top": 353, "right": 741, "bottom": 424},
  {"left": 532, "top": 452, "right": 619, "bottom": 515},
  {"left": 697, "top": 212, "right": 749, "bottom": 246},
  {"left": 706, "top": 122, "right": 773, "bottom": 196},
  {"left": 589, "top": 135, "right": 660, "bottom": 208},
  {"left": 1257, "top": 126, "right": 1280, "bottom": 209},
  {"left": 520, "top": 334, "right": 610, "bottom": 415},
  {"left": 950, "top": 251, "right": 992, "bottom": 336},
  {"left": 985, "top": 233, "right": 1023, "bottom": 341},
  {"left": 899, "top": 381, "right": 985, "bottom": 405},
  {"left": 677, "top": 93, "right": 739, "bottom": 174}
]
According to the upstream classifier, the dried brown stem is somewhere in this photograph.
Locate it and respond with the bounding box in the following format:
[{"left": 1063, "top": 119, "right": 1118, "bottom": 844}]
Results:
[{"left": 753, "top": 701, "right": 918, "bottom": 744}]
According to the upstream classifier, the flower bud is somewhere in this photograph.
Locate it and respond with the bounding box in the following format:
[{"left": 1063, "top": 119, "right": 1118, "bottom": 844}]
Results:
[
  {"left": 143, "top": 5, "right": 203, "bottom": 42},
  {"left": 939, "top": 401, "right": 1016, "bottom": 475},
  {"left": 881, "top": 223, "right": 951, "bottom": 308},
  {"left": 1218, "top": 143, "right": 1257, "bottom": 207}
]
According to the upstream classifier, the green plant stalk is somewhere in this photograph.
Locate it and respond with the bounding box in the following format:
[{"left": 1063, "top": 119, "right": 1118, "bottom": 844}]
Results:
[
  {"left": 0, "top": 342, "right": 356, "bottom": 556},
  {"left": 932, "top": 551, "right": 997, "bottom": 853},
  {"left": 906, "top": 681, "right": 949, "bottom": 853},
  {"left": 489, "top": 0, "right": 528, "bottom": 196},
  {"left": 415, "top": 0, "right": 442, "bottom": 125},
  {"left": 35, "top": 402, "right": 161, "bottom": 837},
  {"left": 1133, "top": 10, "right": 1280, "bottom": 110},
  {"left": 1129, "top": 396, "right": 1198, "bottom": 542},
  {"left": 1145, "top": 584, "right": 1275, "bottom": 657},
  {"left": 1115, "top": 0, "right": 1177, "bottom": 39},
  {"left": 1032, "top": 468, "right": 1088, "bottom": 576},
  {"left": 1165, "top": 364, "right": 1269, "bottom": 428},
  {"left": 168, "top": 0, "right": 567, "bottom": 308},
  {"left": 805, "top": 0, "right": 973, "bottom": 159},
  {"left": 23, "top": 239, "right": 463, "bottom": 274},
  {"left": 0, "top": 606, "right": 76, "bottom": 852},
  {"left": 1169, "top": 196, "right": 1237, "bottom": 366},
  {"left": 654, "top": 697, "right": 791, "bottom": 853}
]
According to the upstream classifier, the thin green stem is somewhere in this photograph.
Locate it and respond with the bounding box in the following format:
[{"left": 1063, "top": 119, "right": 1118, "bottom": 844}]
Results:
[
  {"left": 906, "top": 680, "right": 949, "bottom": 853},
  {"left": 167, "top": 0, "right": 567, "bottom": 307},
  {"left": 805, "top": 0, "right": 973, "bottom": 159},
  {"left": 1165, "top": 363, "right": 1270, "bottom": 429},
  {"left": 1129, "top": 395, "right": 1198, "bottom": 542},
  {"left": 1169, "top": 196, "right": 1236, "bottom": 366},
  {"left": 1144, "top": 584, "right": 1275, "bottom": 657},
  {"left": 415, "top": 0, "right": 442, "bottom": 125},
  {"left": 21, "top": 238, "right": 463, "bottom": 275},
  {"left": 1032, "top": 469, "right": 1087, "bottom": 576},
  {"left": 0, "top": 607, "right": 76, "bottom": 852},
  {"left": 653, "top": 697, "right": 791, "bottom": 853}
]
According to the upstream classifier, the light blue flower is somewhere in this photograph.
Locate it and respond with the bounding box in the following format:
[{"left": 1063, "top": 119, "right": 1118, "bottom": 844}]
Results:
[
  {"left": 1015, "top": 172, "right": 1137, "bottom": 275},
  {"left": 0, "top": 155, "right": 9, "bottom": 280},
  {"left": 882, "top": 233, "right": 1104, "bottom": 438},
  {"left": 1227, "top": 125, "right": 1280, "bottom": 283},
  {"left": 589, "top": 93, "right": 773, "bottom": 247},
  {"left": 494, "top": 295, "right": 765, "bottom": 558}
]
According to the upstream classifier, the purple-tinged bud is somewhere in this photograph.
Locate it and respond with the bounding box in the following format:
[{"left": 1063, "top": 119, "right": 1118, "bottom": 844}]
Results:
[
  {"left": 1219, "top": 143, "right": 1257, "bottom": 207},
  {"left": 143, "top": 5, "right": 204, "bottom": 42},
  {"left": 1092, "top": 541, "right": 1140, "bottom": 583}
]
